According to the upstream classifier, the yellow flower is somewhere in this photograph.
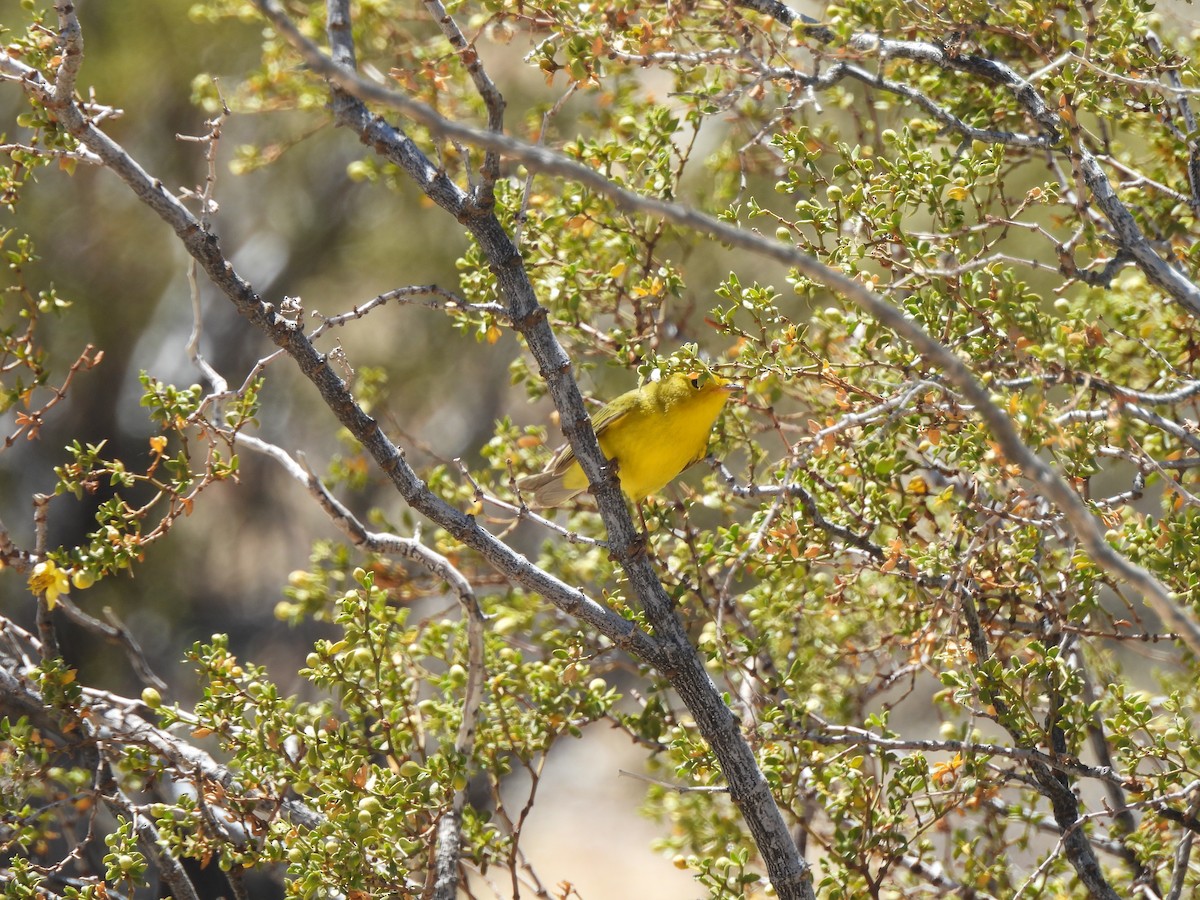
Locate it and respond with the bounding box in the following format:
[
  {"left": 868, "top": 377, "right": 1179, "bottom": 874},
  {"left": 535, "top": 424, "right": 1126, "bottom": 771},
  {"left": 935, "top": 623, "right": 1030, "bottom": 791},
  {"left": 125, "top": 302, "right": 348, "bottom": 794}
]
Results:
[
  {"left": 29, "top": 560, "right": 70, "bottom": 610},
  {"left": 931, "top": 752, "right": 965, "bottom": 788}
]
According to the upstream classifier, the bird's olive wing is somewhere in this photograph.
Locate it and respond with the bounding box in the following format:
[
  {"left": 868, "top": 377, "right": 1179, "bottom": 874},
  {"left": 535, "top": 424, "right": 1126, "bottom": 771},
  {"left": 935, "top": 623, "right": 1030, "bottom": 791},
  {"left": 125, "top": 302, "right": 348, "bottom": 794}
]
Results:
[{"left": 547, "top": 398, "right": 632, "bottom": 474}]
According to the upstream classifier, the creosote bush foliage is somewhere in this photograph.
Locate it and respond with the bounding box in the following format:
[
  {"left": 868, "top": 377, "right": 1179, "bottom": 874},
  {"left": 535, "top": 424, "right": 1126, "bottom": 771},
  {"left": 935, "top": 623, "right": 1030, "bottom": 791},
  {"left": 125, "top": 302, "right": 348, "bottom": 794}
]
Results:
[{"left": 3, "top": 0, "right": 1200, "bottom": 897}]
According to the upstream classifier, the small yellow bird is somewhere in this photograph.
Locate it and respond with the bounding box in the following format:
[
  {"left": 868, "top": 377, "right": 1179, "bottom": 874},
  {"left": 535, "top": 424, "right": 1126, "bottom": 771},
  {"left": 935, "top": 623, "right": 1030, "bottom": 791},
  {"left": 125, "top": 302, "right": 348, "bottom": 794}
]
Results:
[{"left": 518, "top": 371, "right": 741, "bottom": 508}]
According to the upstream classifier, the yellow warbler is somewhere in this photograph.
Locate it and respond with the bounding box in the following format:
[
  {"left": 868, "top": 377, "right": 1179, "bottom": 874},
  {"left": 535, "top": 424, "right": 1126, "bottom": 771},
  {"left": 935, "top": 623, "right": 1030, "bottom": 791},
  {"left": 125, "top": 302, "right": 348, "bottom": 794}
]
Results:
[{"left": 518, "top": 372, "right": 741, "bottom": 507}]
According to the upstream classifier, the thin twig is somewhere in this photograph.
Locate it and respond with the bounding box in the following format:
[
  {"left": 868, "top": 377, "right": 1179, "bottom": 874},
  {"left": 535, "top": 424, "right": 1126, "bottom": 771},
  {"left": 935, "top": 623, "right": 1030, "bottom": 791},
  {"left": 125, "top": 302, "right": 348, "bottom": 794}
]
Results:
[{"left": 51, "top": 598, "right": 169, "bottom": 694}]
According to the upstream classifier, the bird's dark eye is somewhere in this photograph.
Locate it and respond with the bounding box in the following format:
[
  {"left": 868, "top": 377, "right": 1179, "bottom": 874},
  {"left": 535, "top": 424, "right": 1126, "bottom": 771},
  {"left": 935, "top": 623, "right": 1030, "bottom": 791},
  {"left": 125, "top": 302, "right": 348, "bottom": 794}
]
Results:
[{"left": 689, "top": 375, "right": 701, "bottom": 389}]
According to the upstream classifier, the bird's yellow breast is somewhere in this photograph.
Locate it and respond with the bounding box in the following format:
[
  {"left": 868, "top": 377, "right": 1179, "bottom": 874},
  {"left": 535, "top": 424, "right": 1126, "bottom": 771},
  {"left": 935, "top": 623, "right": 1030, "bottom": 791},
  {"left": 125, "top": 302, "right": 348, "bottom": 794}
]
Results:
[{"left": 561, "top": 384, "right": 731, "bottom": 501}]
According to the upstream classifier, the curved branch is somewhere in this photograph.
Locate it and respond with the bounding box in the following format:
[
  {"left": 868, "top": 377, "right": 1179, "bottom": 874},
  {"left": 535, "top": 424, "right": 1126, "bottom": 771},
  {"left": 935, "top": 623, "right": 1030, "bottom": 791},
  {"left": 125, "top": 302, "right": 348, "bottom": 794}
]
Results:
[{"left": 232, "top": 432, "right": 483, "bottom": 900}]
